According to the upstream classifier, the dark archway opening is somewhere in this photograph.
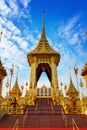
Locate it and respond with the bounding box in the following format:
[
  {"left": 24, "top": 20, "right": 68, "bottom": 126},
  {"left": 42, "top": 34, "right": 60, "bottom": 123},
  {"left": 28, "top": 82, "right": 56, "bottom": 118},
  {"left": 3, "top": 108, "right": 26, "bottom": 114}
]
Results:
[{"left": 36, "top": 63, "right": 51, "bottom": 85}]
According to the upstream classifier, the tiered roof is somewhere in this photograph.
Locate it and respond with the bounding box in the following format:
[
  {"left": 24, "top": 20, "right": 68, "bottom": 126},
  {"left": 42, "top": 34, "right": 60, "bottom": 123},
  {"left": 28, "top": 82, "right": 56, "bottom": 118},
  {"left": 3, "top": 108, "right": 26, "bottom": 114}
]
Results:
[
  {"left": 27, "top": 9, "right": 60, "bottom": 65},
  {"left": 81, "top": 63, "right": 87, "bottom": 76}
]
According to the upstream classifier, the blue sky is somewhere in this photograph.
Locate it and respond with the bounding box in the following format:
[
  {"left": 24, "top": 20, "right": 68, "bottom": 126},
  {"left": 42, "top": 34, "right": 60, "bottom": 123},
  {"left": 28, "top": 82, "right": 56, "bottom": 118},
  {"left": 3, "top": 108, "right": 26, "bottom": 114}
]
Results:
[{"left": 0, "top": 0, "right": 87, "bottom": 97}]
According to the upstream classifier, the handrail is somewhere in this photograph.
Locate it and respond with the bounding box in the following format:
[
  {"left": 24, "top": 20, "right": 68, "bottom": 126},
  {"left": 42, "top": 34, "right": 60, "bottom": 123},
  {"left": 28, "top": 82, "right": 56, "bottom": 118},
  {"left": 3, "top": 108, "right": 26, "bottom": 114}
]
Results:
[
  {"left": 72, "top": 118, "right": 79, "bottom": 130},
  {"left": 35, "top": 101, "right": 38, "bottom": 112},
  {"left": 61, "top": 107, "right": 67, "bottom": 127},
  {"left": 0, "top": 104, "right": 7, "bottom": 110},
  {"left": 0, "top": 105, "right": 7, "bottom": 119},
  {"left": 51, "top": 101, "right": 54, "bottom": 113},
  {"left": 23, "top": 107, "right": 28, "bottom": 127},
  {"left": 13, "top": 118, "right": 18, "bottom": 130}
]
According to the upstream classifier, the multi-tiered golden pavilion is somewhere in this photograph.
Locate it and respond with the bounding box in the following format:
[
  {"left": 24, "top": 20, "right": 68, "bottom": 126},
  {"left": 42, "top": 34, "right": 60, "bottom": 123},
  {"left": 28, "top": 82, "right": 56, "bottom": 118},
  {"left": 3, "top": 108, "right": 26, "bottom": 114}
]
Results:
[{"left": 27, "top": 9, "right": 60, "bottom": 91}]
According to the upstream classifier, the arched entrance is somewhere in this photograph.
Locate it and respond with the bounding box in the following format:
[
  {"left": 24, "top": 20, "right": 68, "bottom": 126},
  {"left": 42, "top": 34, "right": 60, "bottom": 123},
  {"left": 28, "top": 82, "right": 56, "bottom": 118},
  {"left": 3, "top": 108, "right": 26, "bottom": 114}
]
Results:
[
  {"left": 36, "top": 63, "right": 51, "bottom": 96},
  {"left": 36, "top": 63, "right": 51, "bottom": 83}
]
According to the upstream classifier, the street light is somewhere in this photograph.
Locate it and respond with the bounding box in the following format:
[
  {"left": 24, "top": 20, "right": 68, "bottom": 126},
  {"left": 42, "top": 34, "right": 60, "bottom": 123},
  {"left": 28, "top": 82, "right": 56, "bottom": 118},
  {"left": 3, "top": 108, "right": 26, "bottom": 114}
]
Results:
[
  {"left": 9, "top": 64, "right": 14, "bottom": 92},
  {"left": 74, "top": 64, "right": 79, "bottom": 90}
]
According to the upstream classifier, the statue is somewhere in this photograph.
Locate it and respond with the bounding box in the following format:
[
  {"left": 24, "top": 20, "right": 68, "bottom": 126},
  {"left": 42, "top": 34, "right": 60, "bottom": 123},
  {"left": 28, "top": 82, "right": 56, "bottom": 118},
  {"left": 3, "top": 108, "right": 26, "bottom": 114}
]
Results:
[
  {"left": 71, "top": 97, "right": 77, "bottom": 112},
  {"left": 11, "top": 97, "right": 18, "bottom": 111}
]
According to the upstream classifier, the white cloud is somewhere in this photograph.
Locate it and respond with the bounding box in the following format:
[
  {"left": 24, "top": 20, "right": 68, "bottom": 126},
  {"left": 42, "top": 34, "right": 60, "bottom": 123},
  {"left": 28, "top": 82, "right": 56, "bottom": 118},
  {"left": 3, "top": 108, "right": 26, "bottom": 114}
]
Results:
[
  {"left": 20, "top": 0, "right": 31, "bottom": 8},
  {"left": 0, "top": 0, "right": 38, "bottom": 97},
  {"left": 5, "top": 0, "right": 18, "bottom": 14},
  {"left": 0, "top": 16, "right": 36, "bottom": 77},
  {"left": 56, "top": 14, "right": 87, "bottom": 61},
  {"left": 0, "top": 0, "right": 34, "bottom": 75},
  {"left": 69, "top": 33, "right": 80, "bottom": 45},
  {"left": 57, "top": 15, "right": 81, "bottom": 44},
  {"left": 0, "top": 0, "right": 11, "bottom": 16},
  {"left": 6, "top": 0, "right": 18, "bottom": 11}
]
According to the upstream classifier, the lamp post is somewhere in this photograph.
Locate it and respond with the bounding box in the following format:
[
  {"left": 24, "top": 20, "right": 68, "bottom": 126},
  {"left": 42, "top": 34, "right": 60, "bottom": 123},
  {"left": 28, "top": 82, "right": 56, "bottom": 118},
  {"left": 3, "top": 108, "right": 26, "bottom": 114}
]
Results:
[
  {"left": 74, "top": 64, "right": 79, "bottom": 90},
  {"left": 6, "top": 78, "right": 9, "bottom": 98},
  {"left": 9, "top": 64, "right": 14, "bottom": 93}
]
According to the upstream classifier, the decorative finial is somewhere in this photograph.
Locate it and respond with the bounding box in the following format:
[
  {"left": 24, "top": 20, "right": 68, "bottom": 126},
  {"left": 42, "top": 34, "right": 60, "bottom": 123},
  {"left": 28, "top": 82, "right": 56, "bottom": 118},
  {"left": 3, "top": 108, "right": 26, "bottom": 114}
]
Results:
[
  {"left": 42, "top": 8, "right": 45, "bottom": 14},
  {"left": 85, "top": 31, "right": 87, "bottom": 36},
  {"left": 0, "top": 57, "right": 2, "bottom": 64},
  {"left": 16, "top": 66, "right": 19, "bottom": 82},
  {"left": 69, "top": 67, "right": 72, "bottom": 84},
  {"left": 41, "top": 8, "right": 46, "bottom": 40},
  {"left": 69, "top": 66, "right": 71, "bottom": 75},
  {"left": 0, "top": 31, "right": 2, "bottom": 42}
]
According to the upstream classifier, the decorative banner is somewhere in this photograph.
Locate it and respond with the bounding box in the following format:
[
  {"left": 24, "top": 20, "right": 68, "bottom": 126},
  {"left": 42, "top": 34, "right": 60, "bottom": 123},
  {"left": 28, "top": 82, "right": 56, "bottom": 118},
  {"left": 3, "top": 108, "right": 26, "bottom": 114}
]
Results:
[
  {"left": 6, "top": 79, "right": 9, "bottom": 88},
  {"left": 26, "top": 82, "right": 28, "bottom": 86},
  {"left": 64, "top": 85, "right": 67, "bottom": 91},
  {"left": 80, "top": 79, "right": 83, "bottom": 87},
  {"left": 60, "top": 82, "right": 63, "bottom": 86}
]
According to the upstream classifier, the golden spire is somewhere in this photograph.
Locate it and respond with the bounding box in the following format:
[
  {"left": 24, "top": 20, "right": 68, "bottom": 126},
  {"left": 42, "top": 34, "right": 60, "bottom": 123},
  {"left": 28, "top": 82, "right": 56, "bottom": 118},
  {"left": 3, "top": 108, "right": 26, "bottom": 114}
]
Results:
[
  {"left": 69, "top": 67, "right": 73, "bottom": 86},
  {"left": 16, "top": 66, "right": 18, "bottom": 84},
  {"left": 41, "top": 8, "right": 46, "bottom": 40}
]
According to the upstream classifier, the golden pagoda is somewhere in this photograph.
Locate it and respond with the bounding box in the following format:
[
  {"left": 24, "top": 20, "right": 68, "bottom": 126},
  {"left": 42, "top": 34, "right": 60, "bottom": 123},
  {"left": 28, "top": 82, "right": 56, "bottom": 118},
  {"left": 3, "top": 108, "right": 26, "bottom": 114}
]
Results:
[
  {"left": 63, "top": 72, "right": 82, "bottom": 114},
  {"left": 66, "top": 74, "right": 79, "bottom": 99},
  {"left": 9, "top": 72, "right": 22, "bottom": 100},
  {"left": 0, "top": 57, "right": 7, "bottom": 96},
  {"left": 27, "top": 9, "right": 60, "bottom": 91}
]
